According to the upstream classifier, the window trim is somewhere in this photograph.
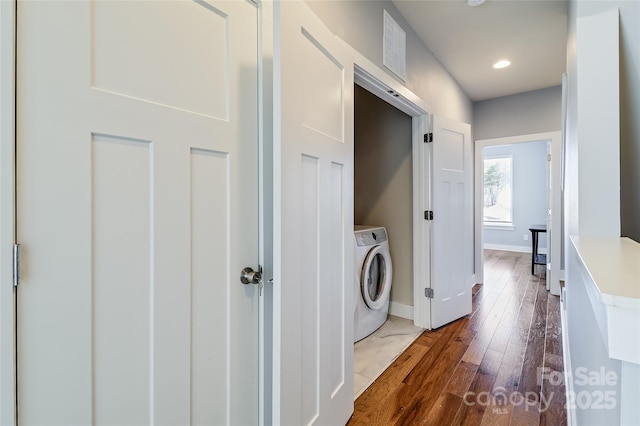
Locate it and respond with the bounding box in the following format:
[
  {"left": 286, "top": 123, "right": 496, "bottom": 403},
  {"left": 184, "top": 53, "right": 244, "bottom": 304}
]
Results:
[{"left": 484, "top": 223, "right": 515, "bottom": 231}]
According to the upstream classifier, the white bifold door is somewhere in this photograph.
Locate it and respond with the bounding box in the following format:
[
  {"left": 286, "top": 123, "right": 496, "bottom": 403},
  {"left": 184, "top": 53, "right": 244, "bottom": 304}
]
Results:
[
  {"left": 274, "top": 1, "right": 355, "bottom": 425},
  {"left": 17, "top": 1, "right": 260, "bottom": 424},
  {"left": 430, "top": 116, "right": 473, "bottom": 329}
]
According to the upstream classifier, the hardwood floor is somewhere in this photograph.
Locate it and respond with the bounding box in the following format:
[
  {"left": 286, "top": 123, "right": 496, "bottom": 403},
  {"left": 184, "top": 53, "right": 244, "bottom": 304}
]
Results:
[{"left": 348, "top": 250, "right": 567, "bottom": 426}]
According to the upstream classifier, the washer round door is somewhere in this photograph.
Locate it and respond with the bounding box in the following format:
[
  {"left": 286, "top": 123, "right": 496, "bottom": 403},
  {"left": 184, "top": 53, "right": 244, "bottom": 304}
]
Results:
[{"left": 360, "top": 245, "right": 392, "bottom": 310}]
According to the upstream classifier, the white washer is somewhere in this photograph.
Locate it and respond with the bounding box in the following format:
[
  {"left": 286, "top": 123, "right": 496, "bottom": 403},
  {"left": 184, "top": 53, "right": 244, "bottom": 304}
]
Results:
[{"left": 354, "top": 226, "right": 393, "bottom": 342}]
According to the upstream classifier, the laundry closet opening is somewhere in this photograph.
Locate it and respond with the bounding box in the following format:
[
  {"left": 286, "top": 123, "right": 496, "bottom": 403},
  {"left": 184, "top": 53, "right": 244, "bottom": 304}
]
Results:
[
  {"left": 353, "top": 83, "right": 423, "bottom": 398},
  {"left": 355, "top": 84, "right": 413, "bottom": 312}
]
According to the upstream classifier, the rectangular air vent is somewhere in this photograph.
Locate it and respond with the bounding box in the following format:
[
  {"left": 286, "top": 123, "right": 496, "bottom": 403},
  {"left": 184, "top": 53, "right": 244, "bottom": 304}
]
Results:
[{"left": 383, "top": 10, "right": 406, "bottom": 81}]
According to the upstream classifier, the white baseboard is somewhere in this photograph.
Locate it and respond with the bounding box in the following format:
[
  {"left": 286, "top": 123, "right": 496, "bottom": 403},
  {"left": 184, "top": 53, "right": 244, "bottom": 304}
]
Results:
[
  {"left": 389, "top": 301, "right": 413, "bottom": 320},
  {"left": 560, "top": 289, "right": 576, "bottom": 426},
  {"left": 483, "top": 243, "right": 547, "bottom": 254}
]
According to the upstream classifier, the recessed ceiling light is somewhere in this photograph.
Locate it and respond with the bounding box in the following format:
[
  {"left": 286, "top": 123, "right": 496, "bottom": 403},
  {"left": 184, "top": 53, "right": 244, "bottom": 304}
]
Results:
[
  {"left": 468, "top": 0, "right": 486, "bottom": 6},
  {"left": 493, "top": 60, "right": 511, "bottom": 69}
]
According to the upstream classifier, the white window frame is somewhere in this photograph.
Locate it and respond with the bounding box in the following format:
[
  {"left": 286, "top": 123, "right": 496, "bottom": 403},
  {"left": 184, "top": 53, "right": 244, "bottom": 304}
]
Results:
[{"left": 482, "top": 154, "right": 513, "bottom": 228}]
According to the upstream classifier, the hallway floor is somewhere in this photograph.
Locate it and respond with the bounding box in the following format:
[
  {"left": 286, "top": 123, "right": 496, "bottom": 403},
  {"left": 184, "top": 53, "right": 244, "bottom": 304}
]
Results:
[
  {"left": 354, "top": 315, "right": 424, "bottom": 398},
  {"left": 348, "top": 250, "right": 566, "bottom": 425}
]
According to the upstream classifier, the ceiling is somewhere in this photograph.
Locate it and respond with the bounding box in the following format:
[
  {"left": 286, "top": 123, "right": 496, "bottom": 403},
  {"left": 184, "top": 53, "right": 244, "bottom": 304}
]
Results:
[{"left": 392, "top": 0, "right": 568, "bottom": 102}]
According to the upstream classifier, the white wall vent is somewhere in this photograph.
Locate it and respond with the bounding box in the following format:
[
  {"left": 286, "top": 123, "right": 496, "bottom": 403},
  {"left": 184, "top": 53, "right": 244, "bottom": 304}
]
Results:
[{"left": 383, "top": 10, "right": 407, "bottom": 81}]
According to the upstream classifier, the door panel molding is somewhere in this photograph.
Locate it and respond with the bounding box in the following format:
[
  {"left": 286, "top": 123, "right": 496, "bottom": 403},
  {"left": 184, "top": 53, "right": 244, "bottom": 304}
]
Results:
[
  {"left": 431, "top": 116, "right": 473, "bottom": 329},
  {"left": 15, "top": 1, "right": 260, "bottom": 423},
  {"left": 273, "top": 2, "right": 354, "bottom": 424}
]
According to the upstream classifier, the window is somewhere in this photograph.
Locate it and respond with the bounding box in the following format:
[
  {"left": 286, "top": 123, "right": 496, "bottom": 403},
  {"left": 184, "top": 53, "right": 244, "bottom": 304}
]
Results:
[{"left": 483, "top": 156, "right": 513, "bottom": 225}]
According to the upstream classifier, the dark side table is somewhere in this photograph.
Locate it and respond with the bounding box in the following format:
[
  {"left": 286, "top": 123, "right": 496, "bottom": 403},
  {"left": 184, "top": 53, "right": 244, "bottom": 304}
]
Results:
[{"left": 529, "top": 224, "right": 547, "bottom": 275}]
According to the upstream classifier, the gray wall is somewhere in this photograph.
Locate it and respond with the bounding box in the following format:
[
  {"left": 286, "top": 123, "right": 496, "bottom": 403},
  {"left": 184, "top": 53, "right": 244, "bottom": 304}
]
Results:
[
  {"left": 617, "top": 0, "right": 640, "bottom": 243},
  {"left": 483, "top": 142, "right": 548, "bottom": 250},
  {"left": 473, "top": 86, "right": 561, "bottom": 271},
  {"left": 566, "top": 0, "right": 640, "bottom": 243},
  {"left": 354, "top": 85, "right": 414, "bottom": 307},
  {"left": 473, "top": 86, "right": 562, "bottom": 140},
  {"left": 305, "top": 0, "right": 473, "bottom": 124}
]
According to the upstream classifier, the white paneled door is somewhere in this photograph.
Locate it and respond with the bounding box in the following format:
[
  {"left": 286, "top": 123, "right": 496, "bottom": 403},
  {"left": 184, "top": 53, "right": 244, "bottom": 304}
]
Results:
[
  {"left": 17, "top": 1, "right": 259, "bottom": 424},
  {"left": 430, "top": 116, "right": 473, "bottom": 329},
  {"left": 275, "top": 1, "right": 354, "bottom": 425}
]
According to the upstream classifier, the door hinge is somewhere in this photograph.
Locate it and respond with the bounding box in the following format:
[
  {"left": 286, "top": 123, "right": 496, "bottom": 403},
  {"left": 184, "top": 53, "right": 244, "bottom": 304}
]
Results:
[
  {"left": 425, "top": 288, "right": 434, "bottom": 298},
  {"left": 13, "top": 243, "right": 21, "bottom": 287},
  {"left": 424, "top": 210, "right": 434, "bottom": 220},
  {"left": 424, "top": 133, "right": 433, "bottom": 143}
]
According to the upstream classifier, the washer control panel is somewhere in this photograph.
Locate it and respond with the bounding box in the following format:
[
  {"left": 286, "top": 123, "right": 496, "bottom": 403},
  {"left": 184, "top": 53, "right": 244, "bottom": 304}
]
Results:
[{"left": 355, "top": 228, "right": 387, "bottom": 246}]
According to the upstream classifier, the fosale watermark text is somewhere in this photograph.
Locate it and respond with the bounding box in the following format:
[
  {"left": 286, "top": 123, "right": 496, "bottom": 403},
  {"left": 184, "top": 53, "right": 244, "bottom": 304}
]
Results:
[
  {"left": 562, "top": 366, "right": 618, "bottom": 410},
  {"left": 461, "top": 366, "right": 618, "bottom": 414}
]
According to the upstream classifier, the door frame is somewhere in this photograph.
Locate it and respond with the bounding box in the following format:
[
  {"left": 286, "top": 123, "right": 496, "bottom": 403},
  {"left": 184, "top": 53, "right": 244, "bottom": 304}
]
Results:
[
  {"left": 474, "top": 132, "right": 562, "bottom": 296},
  {"left": 257, "top": 1, "right": 272, "bottom": 424},
  {"left": 0, "top": 0, "right": 16, "bottom": 423},
  {"left": 342, "top": 45, "right": 434, "bottom": 329}
]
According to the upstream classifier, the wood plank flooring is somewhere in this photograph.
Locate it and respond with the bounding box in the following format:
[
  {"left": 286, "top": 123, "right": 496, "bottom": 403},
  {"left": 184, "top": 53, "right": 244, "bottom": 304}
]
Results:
[{"left": 349, "top": 250, "right": 567, "bottom": 426}]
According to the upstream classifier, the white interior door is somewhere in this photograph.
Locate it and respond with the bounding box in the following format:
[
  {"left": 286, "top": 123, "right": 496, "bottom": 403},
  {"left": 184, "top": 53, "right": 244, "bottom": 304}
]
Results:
[
  {"left": 17, "top": 1, "right": 260, "bottom": 424},
  {"left": 274, "top": 1, "right": 354, "bottom": 424},
  {"left": 430, "top": 116, "right": 473, "bottom": 329}
]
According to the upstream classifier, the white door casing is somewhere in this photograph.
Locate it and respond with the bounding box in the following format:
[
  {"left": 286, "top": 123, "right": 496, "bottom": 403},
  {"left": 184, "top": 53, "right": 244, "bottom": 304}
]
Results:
[
  {"left": 273, "top": 1, "right": 354, "bottom": 424},
  {"left": 346, "top": 52, "right": 474, "bottom": 331},
  {"left": 474, "top": 132, "right": 562, "bottom": 296},
  {"left": 17, "top": 1, "right": 260, "bottom": 424},
  {"left": 345, "top": 52, "right": 473, "bottom": 331},
  {"left": 348, "top": 56, "right": 434, "bottom": 329},
  {"left": 547, "top": 141, "right": 552, "bottom": 290},
  {"left": 0, "top": 0, "right": 16, "bottom": 423},
  {"left": 430, "top": 116, "right": 473, "bottom": 329}
]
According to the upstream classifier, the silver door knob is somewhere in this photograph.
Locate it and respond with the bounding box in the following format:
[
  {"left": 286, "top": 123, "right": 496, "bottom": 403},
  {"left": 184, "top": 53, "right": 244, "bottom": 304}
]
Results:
[{"left": 240, "top": 267, "right": 262, "bottom": 285}]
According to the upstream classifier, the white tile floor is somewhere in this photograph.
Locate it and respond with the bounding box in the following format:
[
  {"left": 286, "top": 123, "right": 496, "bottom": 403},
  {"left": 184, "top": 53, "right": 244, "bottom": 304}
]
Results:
[{"left": 353, "top": 315, "right": 424, "bottom": 398}]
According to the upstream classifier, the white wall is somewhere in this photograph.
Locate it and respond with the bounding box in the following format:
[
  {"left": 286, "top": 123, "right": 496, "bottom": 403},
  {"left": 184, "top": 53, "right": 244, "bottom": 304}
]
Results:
[
  {"left": 305, "top": 0, "right": 472, "bottom": 124},
  {"left": 566, "top": 0, "right": 640, "bottom": 243},
  {"left": 564, "top": 2, "right": 640, "bottom": 424},
  {"left": 565, "top": 243, "right": 622, "bottom": 426},
  {"left": 483, "top": 141, "right": 548, "bottom": 251}
]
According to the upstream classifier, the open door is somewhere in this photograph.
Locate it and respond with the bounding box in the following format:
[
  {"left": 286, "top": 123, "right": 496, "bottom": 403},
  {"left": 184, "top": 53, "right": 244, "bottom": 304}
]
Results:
[
  {"left": 430, "top": 116, "right": 473, "bottom": 329},
  {"left": 273, "top": 1, "right": 354, "bottom": 425}
]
